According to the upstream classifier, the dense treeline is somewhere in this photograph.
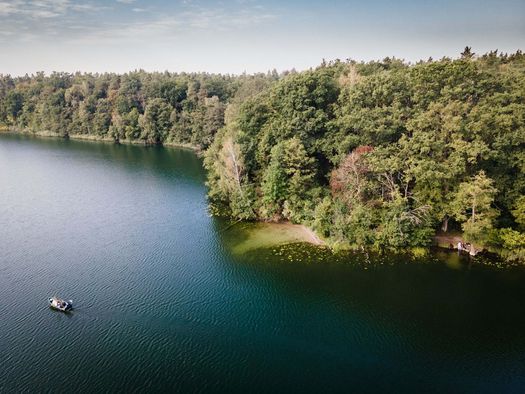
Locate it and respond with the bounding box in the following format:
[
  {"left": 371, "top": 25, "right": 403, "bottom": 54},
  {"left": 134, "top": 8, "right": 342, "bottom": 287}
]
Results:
[
  {"left": 205, "top": 49, "right": 525, "bottom": 260},
  {"left": 1, "top": 49, "right": 524, "bottom": 260},
  {"left": 0, "top": 69, "right": 278, "bottom": 148}
]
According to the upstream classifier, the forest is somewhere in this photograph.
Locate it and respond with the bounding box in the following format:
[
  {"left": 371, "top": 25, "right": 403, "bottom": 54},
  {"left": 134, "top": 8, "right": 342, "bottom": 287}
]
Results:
[{"left": 1, "top": 49, "right": 524, "bottom": 260}]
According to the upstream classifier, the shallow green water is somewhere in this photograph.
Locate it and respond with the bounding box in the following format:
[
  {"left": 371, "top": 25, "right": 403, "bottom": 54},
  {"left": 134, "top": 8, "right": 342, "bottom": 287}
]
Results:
[{"left": 1, "top": 134, "right": 524, "bottom": 393}]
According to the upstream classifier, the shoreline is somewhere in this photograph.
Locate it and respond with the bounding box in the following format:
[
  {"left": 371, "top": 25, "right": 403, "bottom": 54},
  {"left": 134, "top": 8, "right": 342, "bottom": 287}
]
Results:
[
  {"left": 295, "top": 223, "right": 325, "bottom": 246},
  {"left": 0, "top": 128, "right": 497, "bottom": 259},
  {"left": 270, "top": 222, "right": 325, "bottom": 246},
  {"left": 224, "top": 221, "right": 326, "bottom": 255},
  {"left": 433, "top": 233, "right": 484, "bottom": 256},
  {"left": 0, "top": 128, "right": 202, "bottom": 153}
]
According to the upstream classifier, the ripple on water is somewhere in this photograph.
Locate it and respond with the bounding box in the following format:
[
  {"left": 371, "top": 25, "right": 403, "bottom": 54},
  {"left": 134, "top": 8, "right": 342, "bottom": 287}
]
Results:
[{"left": 1, "top": 135, "right": 525, "bottom": 393}]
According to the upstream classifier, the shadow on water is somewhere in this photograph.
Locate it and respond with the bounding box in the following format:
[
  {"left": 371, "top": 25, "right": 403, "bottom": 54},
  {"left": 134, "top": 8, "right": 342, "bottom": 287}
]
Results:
[
  {"left": 228, "top": 238, "right": 525, "bottom": 354},
  {"left": 0, "top": 132, "right": 205, "bottom": 183},
  {"left": 212, "top": 222, "right": 525, "bottom": 392}
]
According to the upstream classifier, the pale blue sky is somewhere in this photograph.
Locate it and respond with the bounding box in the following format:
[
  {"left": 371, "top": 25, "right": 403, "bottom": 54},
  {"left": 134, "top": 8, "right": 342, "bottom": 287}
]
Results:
[{"left": 0, "top": 0, "right": 523, "bottom": 75}]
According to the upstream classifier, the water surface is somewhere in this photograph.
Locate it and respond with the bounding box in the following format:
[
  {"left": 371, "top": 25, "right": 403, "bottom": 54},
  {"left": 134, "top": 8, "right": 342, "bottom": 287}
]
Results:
[{"left": 1, "top": 134, "right": 524, "bottom": 393}]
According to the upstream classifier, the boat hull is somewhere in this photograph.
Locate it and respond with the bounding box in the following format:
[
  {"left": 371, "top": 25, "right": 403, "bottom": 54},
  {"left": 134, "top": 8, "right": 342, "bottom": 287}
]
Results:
[{"left": 48, "top": 297, "right": 73, "bottom": 312}]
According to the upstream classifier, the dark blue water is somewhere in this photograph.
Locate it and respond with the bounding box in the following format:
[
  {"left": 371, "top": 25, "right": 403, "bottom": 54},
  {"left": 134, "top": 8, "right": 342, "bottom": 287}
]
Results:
[{"left": 1, "top": 134, "right": 524, "bottom": 393}]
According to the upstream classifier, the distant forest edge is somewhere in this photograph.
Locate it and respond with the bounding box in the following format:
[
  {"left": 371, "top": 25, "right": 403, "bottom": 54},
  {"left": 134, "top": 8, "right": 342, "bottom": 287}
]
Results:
[{"left": 1, "top": 49, "right": 524, "bottom": 261}]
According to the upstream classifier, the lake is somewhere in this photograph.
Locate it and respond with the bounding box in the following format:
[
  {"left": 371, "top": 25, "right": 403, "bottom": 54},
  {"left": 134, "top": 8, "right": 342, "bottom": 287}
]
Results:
[{"left": 1, "top": 133, "right": 524, "bottom": 393}]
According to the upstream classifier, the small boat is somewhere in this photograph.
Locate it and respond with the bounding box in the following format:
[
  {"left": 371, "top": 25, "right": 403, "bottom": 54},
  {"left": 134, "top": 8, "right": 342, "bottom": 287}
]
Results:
[{"left": 49, "top": 296, "right": 73, "bottom": 312}]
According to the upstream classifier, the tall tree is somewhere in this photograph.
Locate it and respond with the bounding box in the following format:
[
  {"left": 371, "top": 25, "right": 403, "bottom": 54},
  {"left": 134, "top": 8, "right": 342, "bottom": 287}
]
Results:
[
  {"left": 452, "top": 171, "right": 498, "bottom": 242},
  {"left": 139, "top": 98, "right": 173, "bottom": 144},
  {"left": 261, "top": 137, "right": 315, "bottom": 221}
]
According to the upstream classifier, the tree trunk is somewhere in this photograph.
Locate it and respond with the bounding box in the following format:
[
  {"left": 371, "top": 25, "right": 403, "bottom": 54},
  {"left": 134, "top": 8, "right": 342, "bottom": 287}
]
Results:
[
  {"left": 224, "top": 138, "right": 243, "bottom": 196},
  {"left": 441, "top": 216, "right": 449, "bottom": 232}
]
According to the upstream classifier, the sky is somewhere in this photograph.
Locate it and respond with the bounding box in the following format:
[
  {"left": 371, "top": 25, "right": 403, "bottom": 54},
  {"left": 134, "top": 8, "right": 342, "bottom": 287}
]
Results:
[{"left": 0, "top": 0, "right": 523, "bottom": 75}]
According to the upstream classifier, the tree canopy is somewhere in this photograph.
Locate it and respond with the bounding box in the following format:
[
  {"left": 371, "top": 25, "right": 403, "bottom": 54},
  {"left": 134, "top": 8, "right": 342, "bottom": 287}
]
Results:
[{"left": 1, "top": 50, "right": 524, "bottom": 260}]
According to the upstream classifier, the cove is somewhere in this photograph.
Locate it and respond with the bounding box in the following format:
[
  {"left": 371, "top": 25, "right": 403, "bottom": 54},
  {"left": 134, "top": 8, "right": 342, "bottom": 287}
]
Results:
[{"left": 1, "top": 133, "right": 525, "bottom": 393}]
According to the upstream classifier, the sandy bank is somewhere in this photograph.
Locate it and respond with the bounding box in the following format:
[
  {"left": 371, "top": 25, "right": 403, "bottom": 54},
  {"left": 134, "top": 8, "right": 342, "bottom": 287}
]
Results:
[{"left": 224, "top": 221, "right": 325, "bottom": 255}]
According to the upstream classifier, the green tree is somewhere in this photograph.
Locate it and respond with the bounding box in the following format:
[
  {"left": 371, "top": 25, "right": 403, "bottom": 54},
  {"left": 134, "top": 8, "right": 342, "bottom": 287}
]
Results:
[
  {"left": 261, "top": 138, "right": 315, "bottom": 221},
  {"left": 139, "top": 98, "right": 172, "bottom": 144},
  {"left": 4, "top": 91, "right": 24, "bottom": 123},
  {"left": 452, "top": 171, "right": 498, "bottom": 242},
  {"left": 93, "top": 98, "right": 111, "bottom": 136},
  {"left": 512, "top": 196, "right": 525, "bottom": 229},
  {"left": 461, "top": 46, "right": 475, "bottom": 59}
]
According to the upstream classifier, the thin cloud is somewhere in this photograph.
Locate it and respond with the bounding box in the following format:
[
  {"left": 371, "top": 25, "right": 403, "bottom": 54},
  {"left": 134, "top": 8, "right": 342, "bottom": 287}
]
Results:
[
  {"left": 0, "top": 0, "right": 106, "bottom": 18},
  {"left": 0, "top": 0, "right": 279, "bottom": 49},
  {"left": 0, "top": 0, "right": 112, "bottom": 41},
  {"left": 67, "top": 3, "right": 279, "bottom": 44}
]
